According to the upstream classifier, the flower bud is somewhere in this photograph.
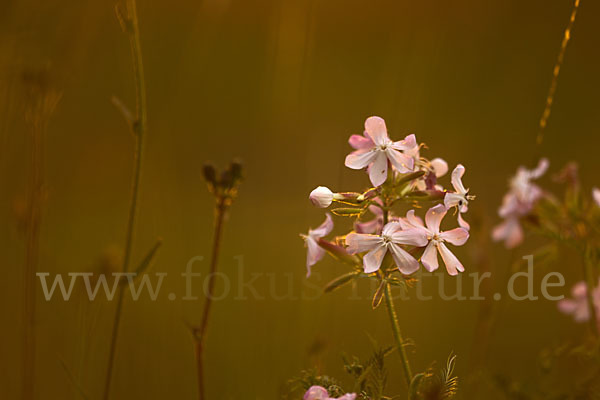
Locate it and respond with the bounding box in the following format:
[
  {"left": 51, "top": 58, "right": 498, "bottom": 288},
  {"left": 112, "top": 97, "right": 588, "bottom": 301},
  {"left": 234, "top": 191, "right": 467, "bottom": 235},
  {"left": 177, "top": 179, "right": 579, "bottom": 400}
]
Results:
[{"left": 309, "top": 186, "right": 334, "bottom": 208}]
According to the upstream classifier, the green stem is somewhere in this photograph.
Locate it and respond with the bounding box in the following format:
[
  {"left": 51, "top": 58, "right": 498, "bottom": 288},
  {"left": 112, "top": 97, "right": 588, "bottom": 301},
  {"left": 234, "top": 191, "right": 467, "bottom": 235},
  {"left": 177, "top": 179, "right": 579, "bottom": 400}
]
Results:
[
  {"left": 194, "top": 196, "right": 229, "bottom": 400},
  {"left": 384, "top": 283, "right": 413, "bottom": 385},
  {"left": 381, "top": 204, "right": 412, "bottom": 384},
  {"left": 103, "top": 1, "right": 147, "bottom": 399}
]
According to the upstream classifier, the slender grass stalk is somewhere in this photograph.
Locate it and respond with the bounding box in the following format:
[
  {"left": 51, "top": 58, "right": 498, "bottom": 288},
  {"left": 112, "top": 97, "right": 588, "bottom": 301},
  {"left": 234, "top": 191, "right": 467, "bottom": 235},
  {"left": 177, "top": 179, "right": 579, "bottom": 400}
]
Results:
[
  {"left": 102, "top": 0, "right": 147, "bottom": 398},
  {"left": 582, "top": 248, "right": 598, "bottom": 337},
  {"left": 536, "top": 0, "right": 580, "bottom": 145},
  {"left": 22, "top": 71, "right": 60, "bottom": 400},
  {"left": 194, "top": 196, "right": 228, "bottom": 400},
  {"left": 381, "top": 206, "right": 413, "bottom": 385}
]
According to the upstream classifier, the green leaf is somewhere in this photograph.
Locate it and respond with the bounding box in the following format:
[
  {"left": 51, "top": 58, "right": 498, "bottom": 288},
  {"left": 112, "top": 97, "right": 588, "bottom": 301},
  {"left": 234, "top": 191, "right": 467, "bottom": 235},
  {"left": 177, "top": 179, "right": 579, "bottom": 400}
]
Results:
[
  {"left": 331, "top": 207, "right": 364, "bottom": 217},
  {"left": 372, "top": 280, "right": 386, "bottom": 309},
  {"left": 324, "top": 271, "right": 361, "bottom": 293},
  {"left": 408, "top": 373, "right": 425, "bottom": 400}
]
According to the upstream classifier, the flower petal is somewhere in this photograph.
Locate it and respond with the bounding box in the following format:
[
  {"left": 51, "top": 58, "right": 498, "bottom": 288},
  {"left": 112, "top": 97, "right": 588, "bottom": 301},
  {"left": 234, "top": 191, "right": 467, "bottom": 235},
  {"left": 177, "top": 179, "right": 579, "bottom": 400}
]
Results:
[
  {"left": 345, "top": 233, "right": 382, "bottom": 254},
  {"left": 348, "top": 134, "right": 374, "bottom": 150},
  {"left": 492, "top": 217, "right": 523, "bottom": 249},
  {"left": 444, "top": 192, "right": 464, "bottom": 209},
  {"left": 425, "top": 204, "right": 447, "bottom": 235},
  {"left": 364, "top": 116, "right": 388, "bottom": 146},
  {"left": 305, "top": 237, "right": 325, "bottom": 277},
  {"left": 431, "top": 158, "right": 448, "bottom": 177},
  {"left": 345, "top": 149, "right": 377, "bottom": 170},
  {"left": 369, "top": 152, "right": 388, "bottom": 187},
  {"left": 391, "top": 134, "right": 417, "bottom": 151},
  {"left": 363, "top": 245, "right": 387, "bottom": 273},
  {"left": 451, "top": 164, "right": 467, "bottom": 194},
  {"left": 440, "top": 227, "right": 469, "bottom": 246},
  {"left": 309, "top": 213, "right": 333, "bottom": 238},
  {"left": 593, "top": 187, "right": 600, "bottom": 207},
  {"left": 421, "top": 241, "right": 438, "bottom": 272},
  {"left": 390, "top": 228, "right": 428, "bottom": 247},
  {"left": 386, "top": 148, "right": 413, "bottom": 173},
  {"left": 530, "top": 158, "right": 549, "bottom": 179},
  {"left": 457, "top": 212, "right": 470, "bottom": 230},
  {"left": 437, "top": 242, "right": 464, "bottom": 276},
  {"left": 304, "top": 385, "right": 329, "bottom": 400},
  {"left": 354, "top": 218, "right": 381, "bottom": 234},
  {"left": 389, "top": 243, "right": 420, "bottom": 275}
]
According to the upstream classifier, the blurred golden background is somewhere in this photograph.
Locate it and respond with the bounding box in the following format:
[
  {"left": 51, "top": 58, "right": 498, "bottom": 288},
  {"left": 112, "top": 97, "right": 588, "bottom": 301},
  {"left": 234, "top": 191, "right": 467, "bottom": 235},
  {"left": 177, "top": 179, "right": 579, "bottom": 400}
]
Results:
[{"left": 1, "top": 0, "right": 599, "bottom": 398}]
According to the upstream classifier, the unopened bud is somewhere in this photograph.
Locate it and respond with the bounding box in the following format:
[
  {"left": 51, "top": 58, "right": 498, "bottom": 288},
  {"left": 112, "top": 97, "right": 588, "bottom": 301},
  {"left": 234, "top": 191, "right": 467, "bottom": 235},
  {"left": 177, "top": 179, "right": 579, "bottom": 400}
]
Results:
[
  {"left": 309, "top": 186, "right": 334, "bottom": 208},
  {"left": 202, "top": 163, "right": 217, "bottom": 189}
]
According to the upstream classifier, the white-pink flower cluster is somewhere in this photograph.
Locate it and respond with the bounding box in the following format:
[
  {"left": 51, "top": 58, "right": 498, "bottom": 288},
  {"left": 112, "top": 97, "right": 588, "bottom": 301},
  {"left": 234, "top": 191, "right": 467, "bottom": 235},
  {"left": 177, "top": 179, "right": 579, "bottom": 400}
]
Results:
[
  {"left": 558, "top": 280, "right": 600, "bottom": 326},
  {"left": 301, "top": 116, "right": 473, "bottom": 277},
  {"left": 492, "top": 159, "right": 549, "bottom": 248}
]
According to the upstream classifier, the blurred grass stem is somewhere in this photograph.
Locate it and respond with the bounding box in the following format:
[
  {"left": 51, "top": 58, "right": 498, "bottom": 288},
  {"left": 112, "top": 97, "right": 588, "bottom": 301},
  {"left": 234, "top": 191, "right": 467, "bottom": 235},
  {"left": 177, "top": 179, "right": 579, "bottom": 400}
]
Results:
[
  {"left": 103, "top": 0, "right": 147, "bottom": 398},
  {"left": 195, "top": 195, "right": 229, "bottom": 400}
]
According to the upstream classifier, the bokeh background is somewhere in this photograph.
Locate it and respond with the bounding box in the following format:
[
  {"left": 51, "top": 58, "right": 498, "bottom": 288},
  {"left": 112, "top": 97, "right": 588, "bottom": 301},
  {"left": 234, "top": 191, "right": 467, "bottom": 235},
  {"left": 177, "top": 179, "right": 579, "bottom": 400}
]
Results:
[{"left": 1, "top": 0, "right": 600, "bottom": 398}]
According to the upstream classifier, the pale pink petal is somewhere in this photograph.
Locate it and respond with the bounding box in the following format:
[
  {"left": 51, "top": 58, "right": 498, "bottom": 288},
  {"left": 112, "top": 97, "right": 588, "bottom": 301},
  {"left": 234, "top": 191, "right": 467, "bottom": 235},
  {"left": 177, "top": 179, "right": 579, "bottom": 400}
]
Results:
[
  {"left": 457, "top": 212, "right": 470, "bottom": 230},
  {"left": 304, "top": 385, "right": 329, "bottom": 400},
  {"left": 440, "top": 227, "right": 469, "bottom": 246},
  {"left": 381, "top": 221, "right": 404, "bottom": 236},
  {"left": 492, "top": 217, "right": 523, "bottom": 249},
  {"left": 309, "top": 213, "right": 333, "bottom": 238},
  {"left": 345, "top": 149, "right": 377, "bottom": 170},
  {"left": 405, "top": 209, "right": 426, "bottom": 229},
  {"left": 389, "top": 243, "right": 420, "bottom": 275},
  {"left": 364, "top": 116, "right": 388, "bottom": 146},
  {"left": 345, "top": 233, "right": 382, "bottom": 254},
  {"left": 421, "top": 242, "right": 439, "bottom": 272},
  {"left": 593, "top": 187, "right": 600, "bottom": 207},
  {"left": 530, "top": 158, "right": 549, "bottom": 179},
  {"left": 437, "top": 242, "right": 464, "bottom": 275},
  {"left": 451, "top": 164, "right": 467, "bottom": 194},
  {"left": 431, "top": 158, "right": 448, "bottom": 177},
  {"left": 425, "top": 204, "right": 447, "bottom": 235},
  {"left": 348, "top": 134, "right": 374, "bottom": 150},
  {"left": 305, "top": 237, "right": 325, "bottom": 277},
  {"left": 557, "top": 299, "right": 579, "bottom": 316},
  {"left": 391, "top": 134, "right": 417, "bottom": 151},
  {"left": 354, "top": 218, "right": 381, "bottom": 234},
  {"left": 386, "top": 148, "right": 413, "bottom": 173},
  {"left": 390, "top": 228, "right": 428, "bottom": 247},
  {"left": 444, "top": 192, "right": 464, "bottom": 209},
  {"left": 369, "top": 152, "right": 389, "bottom": 187},
  {"left": 363, "top": 244, "right": 387, "bottom": 273}
]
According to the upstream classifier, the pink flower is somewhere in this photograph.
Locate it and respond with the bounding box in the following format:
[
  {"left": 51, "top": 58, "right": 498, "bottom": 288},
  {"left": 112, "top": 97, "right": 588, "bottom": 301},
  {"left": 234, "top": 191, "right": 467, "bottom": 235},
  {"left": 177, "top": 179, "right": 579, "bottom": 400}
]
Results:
[
  {"left": 346, "top": 221, "right": 428, "bottom": 275},
  {"left": 303, "top": 386, "right": 356, "bottom": 400},
  {"left": 345, "top": 116, "right": 416, "bottom": 187},
  {"left": 593, "top": 187, "right": 600, "bottom": 207},
  {"left": 558, "top": 280, "right": 600, "bottom": 324},
  {"left": 492, "top": 159, "right": 549, "bottom": 248},
  {"left": 400, "top": 205, "right": 469, "bottom": 276},
  {"left": 443, "top": 164, "right": 472, "bottom": 230},
  {"left": 301, "top": 214, "right": 334, "bottom": 277}
]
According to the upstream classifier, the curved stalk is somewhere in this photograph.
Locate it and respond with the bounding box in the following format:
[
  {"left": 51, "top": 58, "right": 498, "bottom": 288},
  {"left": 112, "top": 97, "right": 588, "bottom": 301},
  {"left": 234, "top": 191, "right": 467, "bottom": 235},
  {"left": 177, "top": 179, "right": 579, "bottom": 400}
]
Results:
[{"left": 103, "top": 0, "right": 147, "bottom": 398}]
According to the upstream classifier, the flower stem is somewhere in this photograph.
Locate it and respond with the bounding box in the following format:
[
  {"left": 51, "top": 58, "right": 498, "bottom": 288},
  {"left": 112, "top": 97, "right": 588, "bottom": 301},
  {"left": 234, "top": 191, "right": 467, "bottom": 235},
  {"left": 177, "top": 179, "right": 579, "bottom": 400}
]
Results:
[
  {"left": 383, "top": 282, "right": 413, "bottom": 385},
  {"left": 381, "top": 202, "right": 412, "bottom": 385},
  {"left": 194, "top": 196, "right": 229, "bottom": 400},
  {"left": 102, "top": 0, "right": 147, "bottom": 399}
]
